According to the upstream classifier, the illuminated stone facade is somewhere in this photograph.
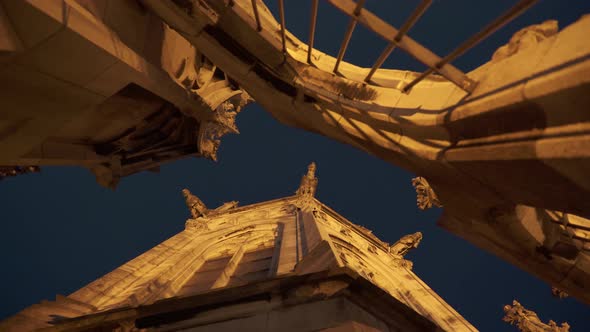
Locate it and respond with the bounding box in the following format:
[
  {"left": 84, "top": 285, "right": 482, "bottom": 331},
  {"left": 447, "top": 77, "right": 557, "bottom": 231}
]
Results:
[
  {"left": 1, "top": 0, "right": 589, "bottom": 306},
  {"left": 0, "top": 164, "right": 476, "bottom": 331}
]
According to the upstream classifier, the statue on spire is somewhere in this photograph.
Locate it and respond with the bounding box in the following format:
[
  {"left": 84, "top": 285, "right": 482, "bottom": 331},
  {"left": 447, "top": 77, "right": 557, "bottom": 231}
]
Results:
[
  {"left": 182, "top": 188, "right": 209, "bottom": 219},
  {"left": 503, "top": 300, "right": 570, "bottom": 332},
  {"left": 296, "top": 162, "right": 318, "bottom": 197},
  {"left": 295, "top": 162, "right": 319, "bottom": 211}
]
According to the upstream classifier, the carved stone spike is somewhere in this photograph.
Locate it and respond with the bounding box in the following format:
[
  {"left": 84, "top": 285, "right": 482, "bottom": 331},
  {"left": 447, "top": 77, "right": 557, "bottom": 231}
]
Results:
[
  {"left": 182, "top": 188, "right": 208, "bottom": 219},
  {"left": 389, "top": 232, "right": 423, "bottom": 258},
  {"left": 411, "top": 177, "right": 442, "bottom": 210},
  {"left": 0, "top": 166, "right": 40, "bottom": 180},
  {"left": 503, "top": 300, "right": 570, "bottom": 332},
  {"left": 492, "top": 20, "right": 558, "bottom": 62},
  {"left": 551, "top": 286, "right": 569, "bottom": 299}
]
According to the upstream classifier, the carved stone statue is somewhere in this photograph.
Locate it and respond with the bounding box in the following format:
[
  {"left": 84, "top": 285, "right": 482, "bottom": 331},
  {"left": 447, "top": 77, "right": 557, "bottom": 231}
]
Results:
[
  {"left": 389, "top": 232, "right": 423, "bottom": 257},
  {"left": 182, "top": 188, "right": 208, "bottom": 219},
  {"left": 411, "top": 177, "right": 442, "bottom": 210},
  {"left": 551, "top": 287, "right": 569, "bottom": 299},
  {"left": 503, "top": 300, "right": 570, "bottom": 332},
  {"left": 295, "top": 162, "right": 320, "bottom": 211},
  {"left": 296, "top": 162, "right": 318, "bottom": 197}
]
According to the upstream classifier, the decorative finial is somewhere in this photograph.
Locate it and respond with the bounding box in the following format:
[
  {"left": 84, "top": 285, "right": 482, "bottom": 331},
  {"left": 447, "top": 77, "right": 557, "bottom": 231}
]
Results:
[
  {"left": 411, "top": 177, "right": 442, "bottom": 210},
  {"left": 503, "top": 300, "right": 570, "bottom": 332}
]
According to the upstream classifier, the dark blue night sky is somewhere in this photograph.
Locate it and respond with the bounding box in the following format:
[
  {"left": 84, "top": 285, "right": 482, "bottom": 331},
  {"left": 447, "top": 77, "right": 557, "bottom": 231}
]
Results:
[{"left": 1, "top": 1, "right": 589, "bottom": 331}]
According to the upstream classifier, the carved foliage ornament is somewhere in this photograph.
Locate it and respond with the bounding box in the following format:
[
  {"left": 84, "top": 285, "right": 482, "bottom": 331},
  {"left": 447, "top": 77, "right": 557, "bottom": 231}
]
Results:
[
  {"left": 199, "top": 96, "right": 250, "bottom": 161},
  {"left": 411, "top": 177, "right": 442, "bottom": 210},
  {"left": 503, "top": 300, "right": 570, "bottom": 332}
]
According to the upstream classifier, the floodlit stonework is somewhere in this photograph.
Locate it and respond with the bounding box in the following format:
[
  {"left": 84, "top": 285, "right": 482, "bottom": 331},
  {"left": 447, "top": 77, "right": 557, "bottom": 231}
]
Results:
[
  {"left": 1, "top": 0, "right": 589, "bottom": 308},
  {"left": 0, "top": 0, "right": 251, "bottom": 188},
  {"left": 503, "top": 300, "right": 570, "bottom": 332},
  {"left": 0, "top": 164, "right": 477, "bottom": 331}
]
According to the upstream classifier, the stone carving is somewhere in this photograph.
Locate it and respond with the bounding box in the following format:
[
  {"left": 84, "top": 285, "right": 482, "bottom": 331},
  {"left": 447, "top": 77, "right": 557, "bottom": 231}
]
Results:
[
  {"left": 551, "top": 287, "right": 568, "bottom": 299},
  {"left": 312, "top": 209, "right": 328, "bottom": 222},
  {"left": 398, "top": 259, "right": 414, "bottom": 270},
  {"left": 185, "top": 218, "right": 210, "bottom": 232},
  {"left": 211, "top": 201, "right": 239, "bottom": 215},
  {"left": 368, "top": 245, "right": 378, "bottom": 254},
  {"left": 411, "top": 177, "right": 442, "bottom": 210},
  {"left": 294, "top": 162, "right": 320, "bottom": 211},
  {"left": 215, "top": 101, "right": 240, "bottom": 133},
  {"left": 296, "top": 162, "right": 318, "bottom": 197},
  {"left": 198, "top": 122, "right": 227, "bottom": 161},
  {"left": 340, "top": 227, "right": 352, "bottom": 237},
  {"left": 389, "top": 232, "right": 423, "bottom": 257},
  {"left": 282, "top": 204, "right": 298, "bottom": 215},
  {"left": 198, "top": 95, "right": 251, "bottom": 161},
  {"left": 492, "top": 20, "right": 558, "bottom": 62},
  {"left": 503, "top": 300, "right": 570, "bottom": 332},
  {"left": 0, "top": 166, "right": 40, "bottom": 180},
  {"left": 182, "top": 189, "right": 208, "bottom": 219}
]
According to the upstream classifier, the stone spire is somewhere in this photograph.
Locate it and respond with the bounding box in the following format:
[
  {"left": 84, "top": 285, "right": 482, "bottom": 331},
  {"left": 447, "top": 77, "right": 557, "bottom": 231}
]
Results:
[{"left": 503, "top": 300, "right": 570, "bottom": 332}]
